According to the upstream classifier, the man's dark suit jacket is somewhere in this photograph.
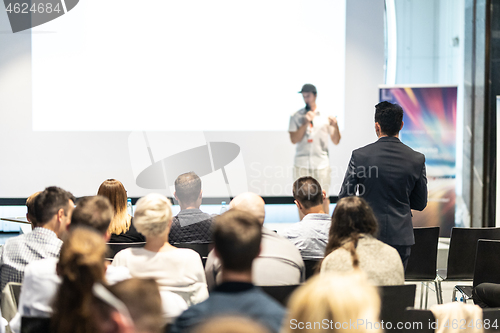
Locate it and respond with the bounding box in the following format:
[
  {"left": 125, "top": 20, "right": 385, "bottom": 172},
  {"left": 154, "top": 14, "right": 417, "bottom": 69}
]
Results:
[{"left": 339, "top": 136, "right": 427, "bottom": 246}]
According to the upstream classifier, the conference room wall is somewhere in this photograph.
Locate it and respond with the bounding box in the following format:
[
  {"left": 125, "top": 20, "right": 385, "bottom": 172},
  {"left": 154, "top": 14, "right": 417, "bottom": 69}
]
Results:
[{"left": 0, "top": 0, "right": 384, "bottom": 199}]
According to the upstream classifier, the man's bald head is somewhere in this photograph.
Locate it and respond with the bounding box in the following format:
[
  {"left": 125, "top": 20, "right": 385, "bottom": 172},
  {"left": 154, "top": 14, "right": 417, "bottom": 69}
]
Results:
[{"left": 229, "top": 192, "right": 266, "bottom": 225}]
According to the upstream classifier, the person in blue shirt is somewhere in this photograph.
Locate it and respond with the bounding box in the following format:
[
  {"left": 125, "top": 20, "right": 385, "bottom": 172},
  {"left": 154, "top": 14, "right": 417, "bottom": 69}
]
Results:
[{"left": 171, "top": 209, "right": 286, "bottom": 333}]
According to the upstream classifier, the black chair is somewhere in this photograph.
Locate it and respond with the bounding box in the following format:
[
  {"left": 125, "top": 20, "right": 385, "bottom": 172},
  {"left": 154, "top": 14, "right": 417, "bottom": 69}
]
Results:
[
  {"left": 107, "top": 242, "right": 146, "bottom": 258},
  {"left": 405, "top": 227, "right": 440, "bottom": 308},
  {"left": 455, "top": 240, "right": 500, "bottom": 302},
  {"left": 404, "top": 308, "right": 434, "bottom": 333},
  {"left": 404, "top": 308, "right": 500, "bottom": 332},
  {"left": 174, "top": 243, "right": 212, "bottom": 267},
  {"left": 379, "top": 284, "right": 416, "bottom": 333},
  {"left": 260, "top": 285, "right": 300, "bottom": 307},
  {"left": 436, "top": 227, "right": 500, "bottom": 303},
  {"left": 1, "top": 282, "right": 22, "bottom": 324},
  {"left": 303, "top": 259, "right": 322, "bottom": 280},
  {"left": 21, "top": 317, "right": 51, "bottom": 333}
]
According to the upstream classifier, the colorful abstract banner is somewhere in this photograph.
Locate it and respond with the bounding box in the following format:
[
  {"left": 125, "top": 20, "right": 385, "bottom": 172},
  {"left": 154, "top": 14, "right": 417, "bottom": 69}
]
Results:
[{"left": 380, "top": 86, "right": 457, "bottom": 237}]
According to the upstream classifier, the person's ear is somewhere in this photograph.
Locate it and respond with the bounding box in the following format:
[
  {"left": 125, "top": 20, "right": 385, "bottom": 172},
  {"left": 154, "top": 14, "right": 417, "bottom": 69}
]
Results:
[
  {"left": 400, "top": 121, "right": 404, "bottom": 131},
  {"left": 322, "top": 190, "right": 326, "bottom": 201},
  {"left": 57, "top": 208, "right": 65, "bottom": 223},
  {"left": 294, "top": 200, "right": 303, "bottom": 211},
  {"left": 174, "top": 192, "right": 179, "bottom": 202},
  {"left": 108, "top": 311, "right": 135, "bottom": 333},
  {"left": 375, "top": 122, "right": 381, "bottom": 137},
  {"left": 214, "top": 247, "right": 220, "bottom": 259},
  {"left": 198, "top": 190, "right": 203, "bottom": 200},
  {"left": 105, "top": 230, "right": 111, "bottom": 242}
]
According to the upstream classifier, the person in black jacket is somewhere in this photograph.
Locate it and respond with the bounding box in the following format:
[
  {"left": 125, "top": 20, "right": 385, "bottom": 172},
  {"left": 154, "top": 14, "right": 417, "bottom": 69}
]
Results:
[{"left": 338, "top": 101, "right": 427, "bottom": 269}]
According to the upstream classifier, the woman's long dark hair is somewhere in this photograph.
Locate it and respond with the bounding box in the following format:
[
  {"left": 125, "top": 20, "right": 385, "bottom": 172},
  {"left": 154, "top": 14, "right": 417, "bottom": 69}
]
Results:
[{"left": 324, "top": 196, "right": 378, "bottom": 268}]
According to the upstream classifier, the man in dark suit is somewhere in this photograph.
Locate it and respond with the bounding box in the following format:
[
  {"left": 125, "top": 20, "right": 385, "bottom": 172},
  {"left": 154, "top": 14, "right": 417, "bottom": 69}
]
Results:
[{"left": 339, "top": 101, "right": 427, "bottom": 268}]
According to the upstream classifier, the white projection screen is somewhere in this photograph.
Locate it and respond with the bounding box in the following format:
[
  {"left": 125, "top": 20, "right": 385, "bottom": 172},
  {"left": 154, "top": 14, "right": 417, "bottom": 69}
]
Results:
[{"left": 0, "top": 0, "right": 352, "bottom": 199}]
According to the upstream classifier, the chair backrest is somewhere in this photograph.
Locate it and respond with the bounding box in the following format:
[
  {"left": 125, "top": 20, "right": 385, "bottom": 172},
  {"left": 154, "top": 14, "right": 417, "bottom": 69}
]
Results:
[
  {"left": 405, "top": 227, "right": 440, "bottom": 280},
  {"left": 260, "top": 285, "right": 300, "bottom": 307},
  {"left": 1, "top": 282, "right": 22, "bottom": 323},
  {"left": 107, "top": 242, "right": 146, "bottom": 258},
  {"left": 447, "top": 227, "right": 500, "bottom": 280},
  {"left": 379, "top": 284, "right": 416, "bottom": 332},
  {"left": 404, "top": 308, "right": 434, "bottom": 333},
  {"left": 473, "top": 240, "right": 500, "bottom": 287},
  {"left": 173, "top": 243, "right": 212, "bottom": 258},
  {"left": 303, "top": 259, "right": 322, "bottom": 280},
  {"left": 21, "top": 317, "right": 51, "bottom": 333}
]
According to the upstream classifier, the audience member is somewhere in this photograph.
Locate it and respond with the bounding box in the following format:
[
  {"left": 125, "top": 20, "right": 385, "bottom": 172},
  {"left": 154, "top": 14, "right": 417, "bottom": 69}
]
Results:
[
  {"left": 106, "top": 278, "right": 164, "bottom": 333},
  {"left": 171, "top": 210, "right": 286, "bottom": 333},
  {"left": 190, "top": 316, "right": 271, "bottom": 333},
  {"left": 169, "top": 172, "right": 213, "bottom": 244},
  {"left": 0, "top": 186, "right": 74, "bottom": 290},
  {"left": 282, "top": 271, "right": 381, "bottom": 333},
  {"left": 51, "top": 227, "right": 109, "bottom": 333},
  {"left": 205, "top": 192, "right": 304, "bottom": 289},
  {"left": 338, "top": 101, "right": 427, "bottom": 268},
  {"left": 98, "top": 179, "right": 145, "bottom": 243},
  {"left": 51, "top": 229, "right": 163, "bottom": 333},
  {"left": 473, "top": 283, "right": 500, "bottom": 308},
  {"left": 280, "top": 177, "right": 331, "bottom": 259},
  {"left": 320, "top": 197, "right": 404, "bottom": 285},
  {"left": 111, "top": 193, "right": 207, "bottom": 312},
  {"left": 25, "top": 191, "right": 41, "bottom": 230},
  {"left": 10, "top": 195, "right": 132, "bottom": 333}
]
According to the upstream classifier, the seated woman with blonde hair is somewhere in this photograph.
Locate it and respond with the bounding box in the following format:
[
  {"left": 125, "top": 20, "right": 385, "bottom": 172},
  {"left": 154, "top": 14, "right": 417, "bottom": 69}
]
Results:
[
  {"left": 320, "top": 196, "right": 404, "bottom": 286},
  {"left": 283, "top": 271, "right": 381, "bottom": 333},
  {"left": 98, "top": 179, "right": 145, "bottom": 243},
  {"left": 112, "top": 193, "right": 208, "bottom": 312}
]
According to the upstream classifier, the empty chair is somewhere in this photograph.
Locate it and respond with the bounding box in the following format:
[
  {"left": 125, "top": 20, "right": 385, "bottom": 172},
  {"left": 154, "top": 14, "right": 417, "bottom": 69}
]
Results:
[
  {"left": 405, "top": 227, "right": 440, "bottom": 308},
  {"left": 379, "top": 284, "right": 416, "bottom": 333},
  {"left": 107, "top": 241, "right": 146, "bottom": 258},
  {"left": 260, "top": 285, "right": 300, "bottom": 307},
  {"left": 436, "top": 227, "right": 500, "bottom": 303},
  {"left": 455, "top": 240, "right": 500, "bottom": 302}
]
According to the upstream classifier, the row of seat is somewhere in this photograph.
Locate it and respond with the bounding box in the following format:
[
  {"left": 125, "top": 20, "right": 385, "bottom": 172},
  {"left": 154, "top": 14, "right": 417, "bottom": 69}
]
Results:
[{"left": 406, "top": 227, "right": 500, "bottom": 306}]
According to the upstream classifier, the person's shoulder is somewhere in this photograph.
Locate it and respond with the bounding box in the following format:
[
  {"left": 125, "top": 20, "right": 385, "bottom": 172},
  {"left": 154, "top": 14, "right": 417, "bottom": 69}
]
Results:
[
  {"left": 261, "top": 228, "right": 303, "bottom": 255},
  {"left": 113, "top": 247, "right": 134, "bottom": 260},
  {"left": 290, "top": 108, "right": 306, "bottom": 117},
  {"left": 4, "top": 233, "right": 26, "bottom": 246},
  {"left": 251, "top": 288, "right": 286, "bottom": 314},
  {"left": 25, "top": 257, "right": 58, "bottom": 274},
  {"left": 171, "top": 300, "right": 208, "bottom": 333},
  {"left": 171, "top": 248, "right": 203, "bottom": 260}
]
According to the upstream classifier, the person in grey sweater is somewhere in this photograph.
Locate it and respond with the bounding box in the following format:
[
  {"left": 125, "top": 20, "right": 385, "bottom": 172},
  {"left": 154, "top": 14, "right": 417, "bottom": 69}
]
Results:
[{"left": 320, "top": 196, "right": 404, "bottom": 286}]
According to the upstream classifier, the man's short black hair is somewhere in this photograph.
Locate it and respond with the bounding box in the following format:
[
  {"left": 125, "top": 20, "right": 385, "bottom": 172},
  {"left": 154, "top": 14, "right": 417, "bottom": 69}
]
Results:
[
  {"left": 374, "top": 101, "right": 404, "bottom": 136},
  {"left": 175, "top": 172, "right": 202, "bottom": 204},
  {"left": 71, "top": 196, "right": 113, "bottom": 235},
  {"left": 34, "top": 186, "right": 75, "bottom": 225},
  {"left": 292, "top": 177, "right": 323, "bottom": 209}
]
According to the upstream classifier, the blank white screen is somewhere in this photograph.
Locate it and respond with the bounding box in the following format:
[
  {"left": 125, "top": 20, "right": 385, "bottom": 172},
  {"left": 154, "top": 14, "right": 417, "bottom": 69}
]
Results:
[{"left": 31, "top": 0, "right": 346, "bottom": 131}]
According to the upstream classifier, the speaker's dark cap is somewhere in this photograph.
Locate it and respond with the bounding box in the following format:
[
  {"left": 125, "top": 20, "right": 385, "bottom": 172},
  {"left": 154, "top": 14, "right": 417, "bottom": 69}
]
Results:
[{"left": 298, "top": 84, "right": 317, "bottom": 94}]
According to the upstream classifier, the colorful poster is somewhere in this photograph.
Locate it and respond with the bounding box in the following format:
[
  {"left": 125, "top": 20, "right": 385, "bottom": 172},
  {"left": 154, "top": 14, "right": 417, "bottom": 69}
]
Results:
[{"left": 380, "top": 86, "right": 457, "bottom": 237}]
